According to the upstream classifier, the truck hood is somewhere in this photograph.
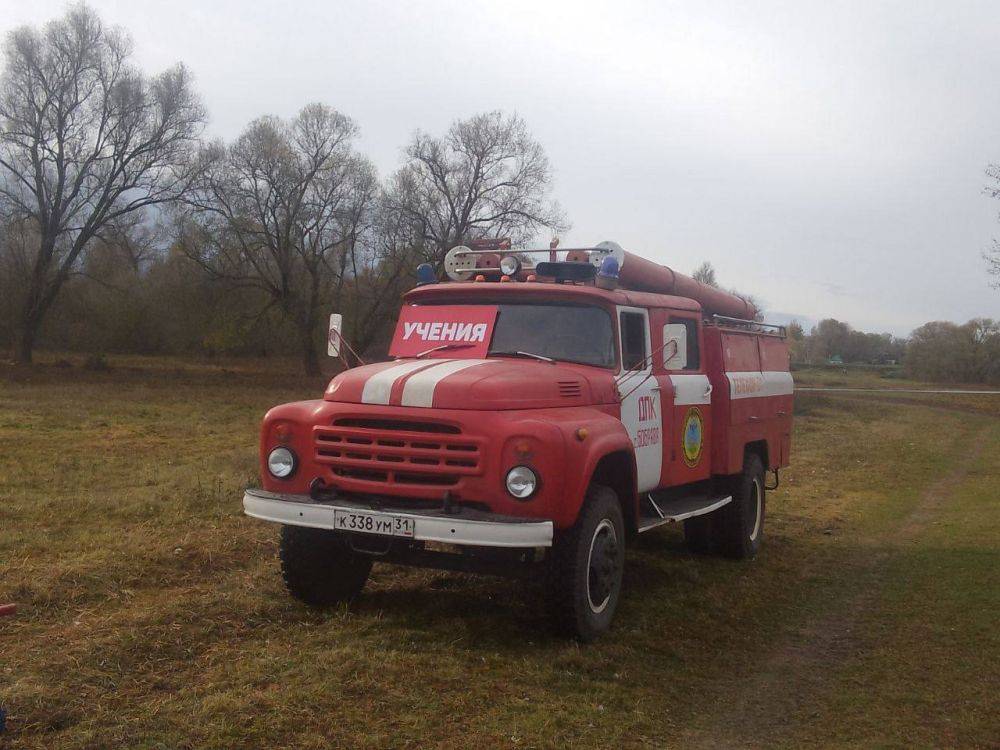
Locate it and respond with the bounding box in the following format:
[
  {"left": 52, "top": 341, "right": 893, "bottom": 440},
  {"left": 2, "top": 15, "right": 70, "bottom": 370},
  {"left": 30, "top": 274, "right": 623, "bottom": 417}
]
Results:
[{"left": 324, "top": 358, "right": 617, "bottom": 410}]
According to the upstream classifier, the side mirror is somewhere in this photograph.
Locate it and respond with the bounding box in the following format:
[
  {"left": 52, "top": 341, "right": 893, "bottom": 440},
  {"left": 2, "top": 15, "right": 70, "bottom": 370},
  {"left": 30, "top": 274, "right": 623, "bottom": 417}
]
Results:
[
  {"left": 662, "top": 323, "right": 687, "bottom": 370},
  {"left": 327, "top": 313, "right": 344, "bottom": 357}
]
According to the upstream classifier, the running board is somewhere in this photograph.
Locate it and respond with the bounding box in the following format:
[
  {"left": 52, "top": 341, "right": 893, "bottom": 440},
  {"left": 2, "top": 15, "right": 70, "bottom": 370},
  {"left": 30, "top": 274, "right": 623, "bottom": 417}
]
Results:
[{"left": 637, "top": 493, "right": 732, "bottom": 533}]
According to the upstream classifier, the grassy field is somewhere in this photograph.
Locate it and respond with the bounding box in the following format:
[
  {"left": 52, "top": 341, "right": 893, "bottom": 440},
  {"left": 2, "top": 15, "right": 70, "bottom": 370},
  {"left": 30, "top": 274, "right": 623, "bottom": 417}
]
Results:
[{"left": 1, "top": 357, "right": 998, "bottom": 749}]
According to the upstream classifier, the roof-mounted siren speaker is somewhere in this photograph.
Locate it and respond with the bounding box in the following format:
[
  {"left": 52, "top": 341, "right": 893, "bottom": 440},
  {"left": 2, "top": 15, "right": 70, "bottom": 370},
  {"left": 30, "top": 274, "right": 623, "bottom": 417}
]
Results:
[{"left": 444, "top": 245, "right": 477, "bottom": 281}]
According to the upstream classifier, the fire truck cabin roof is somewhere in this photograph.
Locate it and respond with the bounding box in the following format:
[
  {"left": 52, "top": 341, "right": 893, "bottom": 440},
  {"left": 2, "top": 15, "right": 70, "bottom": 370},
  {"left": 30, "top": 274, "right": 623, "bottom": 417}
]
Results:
[{"left": 404, "top": 281, "right": 703, "bottom": 314}]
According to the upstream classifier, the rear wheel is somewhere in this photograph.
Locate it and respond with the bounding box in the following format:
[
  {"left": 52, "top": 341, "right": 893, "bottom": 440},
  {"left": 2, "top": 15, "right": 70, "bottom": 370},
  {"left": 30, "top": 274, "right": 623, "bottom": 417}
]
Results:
[
  {"left": 546, "top": 484, "right": 626, "bottom": 641},
  {"left": 279, "top": 525, "right": 373, "bottom": 606},
  {"left": 716, "top": 453, "right": 766, "bottom": 559}
]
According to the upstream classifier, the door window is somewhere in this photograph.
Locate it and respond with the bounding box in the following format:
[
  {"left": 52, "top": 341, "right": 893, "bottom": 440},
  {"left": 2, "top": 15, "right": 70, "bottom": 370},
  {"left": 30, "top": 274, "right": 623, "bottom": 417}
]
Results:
[{"left": 620, "top": 311, "right": 648, "bottom": 370}]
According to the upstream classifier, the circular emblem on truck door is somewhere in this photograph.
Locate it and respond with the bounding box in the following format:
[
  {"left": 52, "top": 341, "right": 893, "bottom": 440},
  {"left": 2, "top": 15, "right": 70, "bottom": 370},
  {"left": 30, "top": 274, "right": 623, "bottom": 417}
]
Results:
[{"left": 682, "top": 407, "right": 704, "bottom": 467}]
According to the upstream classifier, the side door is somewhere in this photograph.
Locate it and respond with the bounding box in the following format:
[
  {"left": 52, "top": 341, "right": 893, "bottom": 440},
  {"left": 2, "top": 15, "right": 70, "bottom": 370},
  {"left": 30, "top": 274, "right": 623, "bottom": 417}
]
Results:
[
  {"left": 616, "top": 306, "right": 663, "bottom": 493},
  {"left": 662, "top": 313, "right": 712, "bottom": 485}
]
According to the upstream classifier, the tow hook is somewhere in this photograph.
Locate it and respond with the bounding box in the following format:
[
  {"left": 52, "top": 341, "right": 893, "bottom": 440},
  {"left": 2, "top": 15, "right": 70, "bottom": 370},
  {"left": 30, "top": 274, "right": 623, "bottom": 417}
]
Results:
[
  {"left": 309, "top": 477, "right": 337, "bottom": 501},
  {"left": 765, "top": 469, "right": 780, "bottom": 491}
]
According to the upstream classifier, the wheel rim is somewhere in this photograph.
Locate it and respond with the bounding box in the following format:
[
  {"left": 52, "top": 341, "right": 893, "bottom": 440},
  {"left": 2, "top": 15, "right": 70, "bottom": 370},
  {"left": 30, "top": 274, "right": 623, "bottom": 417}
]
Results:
[
  {"left": 749, "top": 477, "right": 763, "bottom": 542},
  {"left": 587, "top": 518, "right": 621, "bottom": 614}
]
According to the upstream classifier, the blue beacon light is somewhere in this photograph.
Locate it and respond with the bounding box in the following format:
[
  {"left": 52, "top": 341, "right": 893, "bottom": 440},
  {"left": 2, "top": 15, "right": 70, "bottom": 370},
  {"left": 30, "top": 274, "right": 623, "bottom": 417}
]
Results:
[
  {"left": 416, "top": 263, "right": 436, "bottom": 285},
  {"left": 596, "top": 256, "right": 620, "bottom": 290}
]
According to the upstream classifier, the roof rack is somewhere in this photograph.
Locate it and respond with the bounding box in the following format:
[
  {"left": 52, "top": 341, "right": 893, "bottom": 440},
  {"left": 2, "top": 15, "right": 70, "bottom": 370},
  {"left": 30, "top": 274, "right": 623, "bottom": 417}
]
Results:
[
  {"left": 442, "top": 239, "right": 759, "bottom": 320},
  {"left": 709, "top": 314, "right": 786, "bottom": 337},
  {"left": 453, "top": 246, "right": 609, "bottom": 257}
]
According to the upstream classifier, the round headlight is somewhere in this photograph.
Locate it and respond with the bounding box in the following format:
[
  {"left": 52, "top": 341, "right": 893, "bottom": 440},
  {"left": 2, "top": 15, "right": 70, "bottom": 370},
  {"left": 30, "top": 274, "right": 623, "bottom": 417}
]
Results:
[
  {"left": 505, "top": 465, "right": 538, "bottom": 499},
  {"left": 267, "top": 446, "right": 297, "bottom": 479},
  {"left": 499, "top": 255, "right": 521, "bottom": 276}
]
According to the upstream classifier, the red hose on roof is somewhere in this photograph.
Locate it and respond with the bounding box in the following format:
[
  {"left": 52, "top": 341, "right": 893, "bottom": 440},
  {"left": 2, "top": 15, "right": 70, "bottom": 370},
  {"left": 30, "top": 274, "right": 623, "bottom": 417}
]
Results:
[{"left": 617, "top": 250, "right": 756, "bottom": 319}]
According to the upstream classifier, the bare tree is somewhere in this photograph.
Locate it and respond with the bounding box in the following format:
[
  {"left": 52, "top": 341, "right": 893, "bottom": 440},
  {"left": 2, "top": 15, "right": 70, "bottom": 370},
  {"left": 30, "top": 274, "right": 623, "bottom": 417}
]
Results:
[
  {"left": 986, "top": 163, "right": 1000, "bottom": 288},
  {"left": 690, "top": 260, "right": 761, "bottom": 319},
  {"left": 0, "top": 5, "right": 206, "bottom": 363},
  {"left": 985, "top": 241, "right": 1000, "bottom": 288},
  {"left": 385, "top": 111, "right": 566, "bottom": 265},
  {"left": 692, "top": 261, "right": 718, "bottom": 287},
  {"left": 335, "top": 197, "right": 426, "bottom": 356},
  {"left": 906, "top": 318, "right": 1000, "bottom": 384},
  {"left": 182, "top": 104, "right": 377, "bottom": 375}
]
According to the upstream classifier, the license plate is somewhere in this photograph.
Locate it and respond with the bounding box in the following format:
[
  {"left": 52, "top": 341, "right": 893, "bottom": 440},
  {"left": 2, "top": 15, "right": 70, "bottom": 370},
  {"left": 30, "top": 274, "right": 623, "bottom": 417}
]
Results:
[{"left": 333, "top": 509, "right": 415, "bottom": 537}]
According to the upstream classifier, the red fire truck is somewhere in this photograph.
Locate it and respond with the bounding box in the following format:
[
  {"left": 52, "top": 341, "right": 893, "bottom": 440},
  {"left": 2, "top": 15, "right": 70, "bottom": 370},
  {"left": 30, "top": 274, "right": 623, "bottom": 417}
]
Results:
[{"left": 244, "top": 241, "right": 792, "bottom": 640}]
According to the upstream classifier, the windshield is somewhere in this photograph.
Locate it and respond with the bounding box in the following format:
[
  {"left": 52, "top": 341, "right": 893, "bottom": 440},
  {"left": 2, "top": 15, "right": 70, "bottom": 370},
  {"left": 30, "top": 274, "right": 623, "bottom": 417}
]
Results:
[{"left": 488, "top": 304, "right": 616, "bottom": 367}]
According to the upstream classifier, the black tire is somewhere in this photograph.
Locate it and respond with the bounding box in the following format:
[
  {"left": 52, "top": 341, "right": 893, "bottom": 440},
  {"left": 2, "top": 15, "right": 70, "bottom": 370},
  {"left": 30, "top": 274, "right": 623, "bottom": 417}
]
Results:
[
  {"left": 683, "top": 513, "right": 716, "bottom": 555},
  {"left": 716, "top": 453, "right": 766, "bottom": 559},
  {"left": 546, "top": 484, "right": 626, "bottom": 642},
  {"left": 279, "top": 525, "right": 373, "bottom": 606}
]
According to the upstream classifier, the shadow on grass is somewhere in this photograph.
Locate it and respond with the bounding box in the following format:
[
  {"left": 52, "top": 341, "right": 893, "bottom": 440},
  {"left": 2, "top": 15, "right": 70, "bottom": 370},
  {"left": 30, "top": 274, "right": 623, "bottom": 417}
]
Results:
[{"left": 319, "top": 525, "right": 844, "bottom": 655}]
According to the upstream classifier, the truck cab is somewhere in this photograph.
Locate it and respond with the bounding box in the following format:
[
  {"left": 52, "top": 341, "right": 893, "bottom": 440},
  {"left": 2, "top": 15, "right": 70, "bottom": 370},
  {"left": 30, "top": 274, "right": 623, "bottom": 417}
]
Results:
[{"left": 244, "top": 242, "right": 793, "bottom": 640}]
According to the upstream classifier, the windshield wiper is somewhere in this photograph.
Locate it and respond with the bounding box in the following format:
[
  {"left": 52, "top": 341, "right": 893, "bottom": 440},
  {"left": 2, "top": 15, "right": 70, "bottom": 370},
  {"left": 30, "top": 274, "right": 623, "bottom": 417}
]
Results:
[
  {"left": 415, "top": 343, "right": 474, "bottom": 358},
  {"left": 489, "top": 350, "right": 556, "bottom": 363}
]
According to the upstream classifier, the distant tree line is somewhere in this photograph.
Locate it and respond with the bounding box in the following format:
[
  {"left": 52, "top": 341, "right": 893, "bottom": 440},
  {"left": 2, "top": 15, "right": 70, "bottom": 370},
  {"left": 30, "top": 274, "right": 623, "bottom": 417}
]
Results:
[
  {"left": 905, "top": 319, "right": 1000, "bottom": 384},
  {"left": 786, "top": 318, "right": 907, "bottom": 366},
  {"left": 0, "top": 6, "right": 564, "bottom": 373},
  {"left": 784, "top": 317, "right": 1000, "bottom": 385}
]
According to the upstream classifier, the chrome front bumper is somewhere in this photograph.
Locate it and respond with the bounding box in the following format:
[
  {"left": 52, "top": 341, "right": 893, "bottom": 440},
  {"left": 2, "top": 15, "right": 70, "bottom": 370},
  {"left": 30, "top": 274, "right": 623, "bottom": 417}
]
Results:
[{"left": 242, "top": 488, "right": 553, "bottom": 548}]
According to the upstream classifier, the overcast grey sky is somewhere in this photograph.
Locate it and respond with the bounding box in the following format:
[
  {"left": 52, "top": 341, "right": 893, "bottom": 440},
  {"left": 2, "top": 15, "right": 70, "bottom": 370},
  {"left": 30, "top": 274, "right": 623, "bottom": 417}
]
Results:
[{"left": 2, "top": 0, "right": 998, "bottom": 334}]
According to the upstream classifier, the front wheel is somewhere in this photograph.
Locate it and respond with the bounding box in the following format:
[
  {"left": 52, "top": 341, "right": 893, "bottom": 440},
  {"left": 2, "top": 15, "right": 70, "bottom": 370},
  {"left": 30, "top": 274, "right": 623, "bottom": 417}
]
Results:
[
  {"left": 546, "top": 484, "right": 626, "bottom": 641},
  {"left": 279, "top": 525, "right": 373, "bottom": 606}
]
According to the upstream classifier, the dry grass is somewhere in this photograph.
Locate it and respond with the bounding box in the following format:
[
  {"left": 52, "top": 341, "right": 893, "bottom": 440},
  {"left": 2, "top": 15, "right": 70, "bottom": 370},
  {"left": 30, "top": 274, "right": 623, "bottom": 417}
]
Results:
[{"left": 1, "top": 360, "right": 997, "bottom": 748}]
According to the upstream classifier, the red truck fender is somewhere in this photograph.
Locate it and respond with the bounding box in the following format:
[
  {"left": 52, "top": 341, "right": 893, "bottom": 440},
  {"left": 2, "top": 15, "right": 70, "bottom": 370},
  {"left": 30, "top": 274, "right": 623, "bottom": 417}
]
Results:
[{"left": 537, "top": 408, "right": 638, "bottom": 532}]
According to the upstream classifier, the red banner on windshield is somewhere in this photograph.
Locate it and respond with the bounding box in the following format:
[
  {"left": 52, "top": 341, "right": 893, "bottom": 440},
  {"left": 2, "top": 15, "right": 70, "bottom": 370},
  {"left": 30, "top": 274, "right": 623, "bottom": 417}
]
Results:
[{"left": 389, "top": 305, "right": 498, "bottom": 359}]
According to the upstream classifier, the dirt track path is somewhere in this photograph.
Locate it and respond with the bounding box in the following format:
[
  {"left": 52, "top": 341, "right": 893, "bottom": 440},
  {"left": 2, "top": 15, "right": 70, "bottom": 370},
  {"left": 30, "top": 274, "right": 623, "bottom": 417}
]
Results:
[{"left": 683, "top": 425, "right": 992, "bottom": 750}]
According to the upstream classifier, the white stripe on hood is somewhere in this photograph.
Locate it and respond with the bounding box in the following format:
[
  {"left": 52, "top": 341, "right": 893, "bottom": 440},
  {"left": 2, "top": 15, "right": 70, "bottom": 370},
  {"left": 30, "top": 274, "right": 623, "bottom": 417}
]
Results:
[
  {"left": 400, "top": 359, "right": 498, "bottom": 407},
  {"left": 361, "top": 360, "right": 441, "bottom": 405}
]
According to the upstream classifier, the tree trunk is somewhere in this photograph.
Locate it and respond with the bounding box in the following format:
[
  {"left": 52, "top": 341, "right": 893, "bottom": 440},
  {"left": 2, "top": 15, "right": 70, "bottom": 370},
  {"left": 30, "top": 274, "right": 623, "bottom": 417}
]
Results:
[
  {"left": 12, "top": 323, "right": 36, "bottom": 364},
  {"left": 14, "top": 257, "right": 68, "bottom": 365},
  {"left": 301, "top": 326, "right": 322, "bottom": 377},
  {"left": 300, "top": 277, "right": 325, "bottom": 377}
]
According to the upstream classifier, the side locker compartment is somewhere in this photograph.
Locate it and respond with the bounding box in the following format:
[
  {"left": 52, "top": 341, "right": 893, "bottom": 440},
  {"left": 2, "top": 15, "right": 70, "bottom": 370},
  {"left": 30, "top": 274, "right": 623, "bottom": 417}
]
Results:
[
  {"left": 758, "top": 334, "right": 794, "bottom": 469},
  {"left": 721, "top": 331, "right": 762, "bottom": 473}
]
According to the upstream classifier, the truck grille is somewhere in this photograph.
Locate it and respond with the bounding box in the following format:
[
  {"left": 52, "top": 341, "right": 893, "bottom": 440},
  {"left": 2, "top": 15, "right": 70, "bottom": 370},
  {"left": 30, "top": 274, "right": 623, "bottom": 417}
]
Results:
[{"left": 313, "top": 418, "right": 482, "bottom": 488}]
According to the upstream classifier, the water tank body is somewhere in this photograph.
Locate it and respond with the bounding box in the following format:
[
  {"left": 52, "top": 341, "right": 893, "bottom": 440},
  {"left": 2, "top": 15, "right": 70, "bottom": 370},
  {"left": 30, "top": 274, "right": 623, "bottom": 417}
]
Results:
[{"left": 597, "top": 242, "right": 756, "bottom": 319}]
